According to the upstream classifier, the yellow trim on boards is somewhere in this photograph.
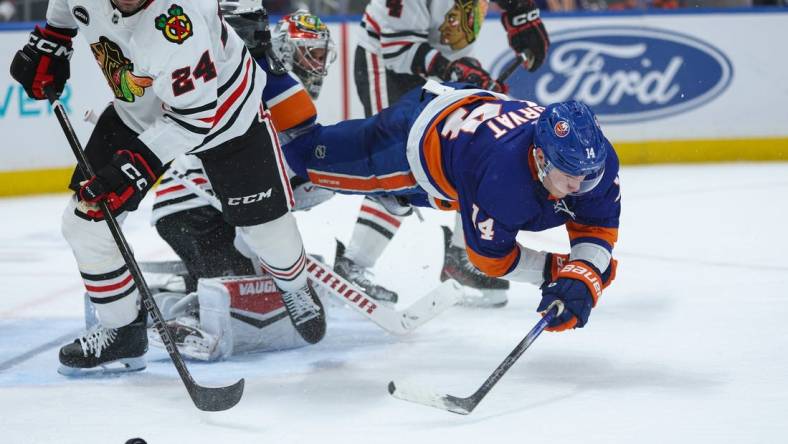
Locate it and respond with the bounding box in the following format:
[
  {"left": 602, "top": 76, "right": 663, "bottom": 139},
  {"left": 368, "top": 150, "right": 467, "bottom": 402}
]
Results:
[
  {"left": 0, "top": 167, "right": 73, "bottom": 197},
  {"left": 615, "top": 137, "right": 788, "bottom": 164},
  {"left": 1, "top": 137, "right": 787, "bottom": 197}
]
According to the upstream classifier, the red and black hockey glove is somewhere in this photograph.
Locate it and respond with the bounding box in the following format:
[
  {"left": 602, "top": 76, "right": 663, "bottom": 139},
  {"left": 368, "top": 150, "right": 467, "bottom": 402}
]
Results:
[
  {"left": 495, "top": 0, "right": 549, "bottom": 72},
  {"left": 10, "top": 24, "right": 75, "bottom": 100},
  {"left": 428, "top": 55, "right": 507, "bottom": 93},
  {"left": 537, "top": 259, "right": 617, "bottom": 332},
  {"left": 78, "top": 150, "right": 160, "bottom": 220}
]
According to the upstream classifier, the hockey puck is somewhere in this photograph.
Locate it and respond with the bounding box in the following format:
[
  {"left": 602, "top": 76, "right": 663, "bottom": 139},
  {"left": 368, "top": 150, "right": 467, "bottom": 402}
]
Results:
[{"left": 125, "top": 439, "right": 147, "bottom": 444}]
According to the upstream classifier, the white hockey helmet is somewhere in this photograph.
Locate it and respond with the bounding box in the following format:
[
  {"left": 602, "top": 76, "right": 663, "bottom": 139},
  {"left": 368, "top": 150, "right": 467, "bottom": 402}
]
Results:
[{"left": 271, "top": 10, "right": 337, "bottom": 99}]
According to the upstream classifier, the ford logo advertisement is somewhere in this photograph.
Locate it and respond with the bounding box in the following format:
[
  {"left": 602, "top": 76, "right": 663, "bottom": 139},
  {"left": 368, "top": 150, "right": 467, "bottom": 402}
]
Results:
[{"left": 494, "top": 26, "right": 733, "bottom": 123}]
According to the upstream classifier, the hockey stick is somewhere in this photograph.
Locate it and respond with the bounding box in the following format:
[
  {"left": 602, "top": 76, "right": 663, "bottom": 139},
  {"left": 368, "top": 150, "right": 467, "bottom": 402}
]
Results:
[
  {"left": 44, "top": 87, "right": 244, "bottom": 412},
  {"left": 138, "top": 255, "right": 461, "bottom": 335},
  {"left": 496, "top": 52, "right": 529, "bottom": 85},
  {"left": 387, "top": 300, "right": 564, "bottom": 414},
  {"left": 158, "top": 165, "right": 462, "bottom": 334},
  {"left": 306, "top": 256, "right": 461, "bottom": 335}
]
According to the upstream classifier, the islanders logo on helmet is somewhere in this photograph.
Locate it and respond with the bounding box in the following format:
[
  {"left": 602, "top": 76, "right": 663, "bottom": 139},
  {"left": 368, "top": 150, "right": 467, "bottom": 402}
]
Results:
[
  {"left": 554, "top": 120, "right": 570, "bottom": 138},
  {"left": 155, "top": 5, "right": 192, "bottom": 44},
  {"left": 534, "top": 100, "right": 608, "bottom": 195}
]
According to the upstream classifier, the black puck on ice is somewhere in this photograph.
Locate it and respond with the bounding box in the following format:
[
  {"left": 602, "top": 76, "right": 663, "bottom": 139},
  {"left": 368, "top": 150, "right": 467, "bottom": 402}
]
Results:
[{"left": 125, "top": 439, "right": 147, "bottom": 444}]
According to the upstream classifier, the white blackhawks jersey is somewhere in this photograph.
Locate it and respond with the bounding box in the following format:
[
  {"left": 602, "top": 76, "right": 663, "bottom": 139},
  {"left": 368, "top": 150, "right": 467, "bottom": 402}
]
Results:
[
  {"left": 358, "top": 0, "right": 487, "bottom": 75},
  {"left": 46, "top": 0, "right": 265, "bottom": 163}
]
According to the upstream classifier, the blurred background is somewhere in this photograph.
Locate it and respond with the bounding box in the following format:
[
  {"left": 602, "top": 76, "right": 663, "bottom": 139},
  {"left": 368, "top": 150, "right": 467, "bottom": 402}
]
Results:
[
  {"left": 1, "top": 2, "right": 787, "bottom": 196},
  {"left": 0, "top": 0, "right": 785, "bottom": 22}
]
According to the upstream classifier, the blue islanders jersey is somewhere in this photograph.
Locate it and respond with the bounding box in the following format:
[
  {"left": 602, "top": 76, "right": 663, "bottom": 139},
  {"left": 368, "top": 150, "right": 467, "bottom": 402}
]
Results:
[
  {"left": 257, "top": 57, "right": 316, "bottom": 133},
  {"left": 283, "top": 82, "right": 620, "bottom": 278},
  {"left": 409, "top": 88, "right": 621, "bottom": 277}
]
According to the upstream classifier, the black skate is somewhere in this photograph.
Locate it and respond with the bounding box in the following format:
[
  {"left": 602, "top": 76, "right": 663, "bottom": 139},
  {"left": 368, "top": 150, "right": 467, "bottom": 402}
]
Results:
[
  {"left": 280, "top": 281, "right": 326, "bottom": 344},
  {"left": 334, "top": 240, "right": 399, "bottom": 304},
  {"left": 440, "top": 226, "right": 509, "bottom": 308},
  {"left": 58, "top": 310, "right": 148, "bottom": 376}
]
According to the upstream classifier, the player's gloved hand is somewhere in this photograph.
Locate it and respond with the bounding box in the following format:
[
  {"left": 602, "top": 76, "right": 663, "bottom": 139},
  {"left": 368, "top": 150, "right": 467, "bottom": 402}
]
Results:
[
  {"left": 78, "top": 150, "right": 160, "bottom": 220},
  {"left": 430, "top": 56, "right": 506, "bottom": 93},
  {"left": 496, "top": 0, "right": 549, "bottom": 72},
  {"left": 537, "top": 260, "right": 604, "bottom": 332},
  {"left": 542, "top": 252, "right": 569, "bottom": 284},
  {"left": 9, "top": 24, "right": 75, "bottom": 100}
]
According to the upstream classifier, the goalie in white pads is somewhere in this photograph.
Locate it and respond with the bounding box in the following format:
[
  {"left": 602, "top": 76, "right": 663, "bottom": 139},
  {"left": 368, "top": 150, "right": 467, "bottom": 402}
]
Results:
[{"left": 10, "top": 0, "right": 326, "bottom": 375}]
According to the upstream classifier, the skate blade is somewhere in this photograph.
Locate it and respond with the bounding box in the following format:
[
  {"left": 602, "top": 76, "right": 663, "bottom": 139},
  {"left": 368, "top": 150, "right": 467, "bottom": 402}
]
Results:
[
  {"left": 456, "top": 288, "right": 508, "bottom": 308},
  {"left": 57, "top": 357, "right": 146, "bottom": 377}
]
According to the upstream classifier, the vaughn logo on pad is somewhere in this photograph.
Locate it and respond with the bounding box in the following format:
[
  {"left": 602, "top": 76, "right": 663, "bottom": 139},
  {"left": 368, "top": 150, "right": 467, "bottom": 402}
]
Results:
[{"left": 497, "top": 26, "right": 733, "bottom": 123}]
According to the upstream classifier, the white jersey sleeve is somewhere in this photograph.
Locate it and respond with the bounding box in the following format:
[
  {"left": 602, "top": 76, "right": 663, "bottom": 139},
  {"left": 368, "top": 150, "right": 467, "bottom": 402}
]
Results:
[
  {"left": 360, "top": 0, "right": 436, "bottom": 75},
  {"left": 45, "top": 0, "right": 78, "bottom": 30}
]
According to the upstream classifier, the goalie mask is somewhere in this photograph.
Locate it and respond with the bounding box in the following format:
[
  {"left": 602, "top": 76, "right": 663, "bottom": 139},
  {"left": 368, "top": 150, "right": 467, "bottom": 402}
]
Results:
[{"left": 271, "top": 10, "right": 337, "bottom": 99}]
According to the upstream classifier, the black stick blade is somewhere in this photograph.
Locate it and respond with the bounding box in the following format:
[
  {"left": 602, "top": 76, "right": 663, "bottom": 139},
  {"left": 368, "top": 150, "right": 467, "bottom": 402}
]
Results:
[
  {"left": 188, "top": 378, "right": 245, "bottom": 412},
  {"left": 388, "top": 381, "right": 475, "bottom": 415}
]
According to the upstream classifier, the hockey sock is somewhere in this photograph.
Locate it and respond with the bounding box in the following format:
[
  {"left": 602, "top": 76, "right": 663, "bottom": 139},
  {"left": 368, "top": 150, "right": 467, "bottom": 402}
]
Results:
[
  {"left": 345, "top": 196, "right": 404, "bottom": 268},
  {"left": 238, "top": 212, "right": 308, "bottom": 291}
]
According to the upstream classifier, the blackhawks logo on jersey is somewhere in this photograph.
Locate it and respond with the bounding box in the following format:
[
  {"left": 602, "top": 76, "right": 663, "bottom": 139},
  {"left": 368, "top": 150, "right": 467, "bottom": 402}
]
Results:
[
  {"left": 439, "top": 0, "right": 488, "bottom": 50},
  {"left": 155, "top": 5, "right": 192, "bottom": 44},
  {"left": 90, "top": 37, "right": 153, "bottom": 102}
]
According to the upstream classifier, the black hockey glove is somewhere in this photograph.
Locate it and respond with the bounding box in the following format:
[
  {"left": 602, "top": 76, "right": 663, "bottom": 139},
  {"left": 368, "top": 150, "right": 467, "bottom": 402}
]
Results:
[
  {"left": 428, "top": 55, "right": 507, "bottom": 93},
  {"left": 496, "top": 0, "right": 549, "bottom": 72},
  {"left": 10, "top": 24, "right": 75, "bottom": 100},
  {"left": 78, "top": 150, "right": 162, "bottom": 220},
  {"left": 221, "top": 4, "right": 287, "bottom": 74}
]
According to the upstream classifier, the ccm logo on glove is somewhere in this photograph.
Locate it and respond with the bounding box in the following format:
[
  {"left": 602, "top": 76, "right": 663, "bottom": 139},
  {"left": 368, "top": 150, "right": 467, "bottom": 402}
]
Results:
[
  {"left": 27, "top": 33, "right": 73, "bottom": 58},
  {"left": 511, "top": 9, "right": 540, "bottom": 26},
  {"left": 120, "top": 163, "right": 148, "bottom": 191}
]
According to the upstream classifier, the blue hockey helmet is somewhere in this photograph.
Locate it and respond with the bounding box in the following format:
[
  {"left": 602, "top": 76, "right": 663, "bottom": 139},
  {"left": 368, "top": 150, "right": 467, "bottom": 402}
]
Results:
[{"left": 533, "top": 100, "right": 607, "bottom": 196}]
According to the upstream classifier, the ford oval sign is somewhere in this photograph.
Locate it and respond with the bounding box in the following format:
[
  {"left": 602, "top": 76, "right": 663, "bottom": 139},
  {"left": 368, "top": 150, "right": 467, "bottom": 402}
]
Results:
[{"left": 494, "top": 26, "right": 733, "bottom": 123}]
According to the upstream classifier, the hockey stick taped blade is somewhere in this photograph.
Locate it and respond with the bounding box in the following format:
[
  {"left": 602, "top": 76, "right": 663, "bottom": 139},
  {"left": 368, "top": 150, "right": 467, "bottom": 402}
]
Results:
[
  {"left": 387, "top": 381, "right": 471, "bottom": 415},
  {"left": 399, "top": 279, "right": 462, "bottom": 331},
  {"left": 189, "top": 378, "right": 245, "bottom": 412},
  {"left": 306, "top": 256, "right": 459, "bottom": 335}
]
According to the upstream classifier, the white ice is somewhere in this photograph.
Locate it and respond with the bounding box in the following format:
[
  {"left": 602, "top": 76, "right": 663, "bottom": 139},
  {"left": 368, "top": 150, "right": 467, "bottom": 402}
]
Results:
[{"left": 2, "top": 163, "right": 787, "bottom": 444}]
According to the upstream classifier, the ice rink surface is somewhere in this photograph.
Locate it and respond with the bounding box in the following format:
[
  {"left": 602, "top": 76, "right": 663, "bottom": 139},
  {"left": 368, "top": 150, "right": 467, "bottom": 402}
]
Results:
[{"left": 2, "top": 163, "right": 787, "bottom": 444}]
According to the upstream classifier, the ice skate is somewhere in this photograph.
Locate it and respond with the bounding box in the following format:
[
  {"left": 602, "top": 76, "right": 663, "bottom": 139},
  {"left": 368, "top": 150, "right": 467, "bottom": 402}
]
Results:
[
  {"left": 280, "top": 282, "right": 326, "bottom": 344},
  {"left": 58, "top": 310, "right": 148, "bottom": 376},
  {"left": 149, "top": 314, "right": 220, "bottom": 361},
  {"left": 334, "top": 240, "right": 399, "bottom": 304},
  {"left": 440, "top": 226, "right": 509, "bottom": 308}
]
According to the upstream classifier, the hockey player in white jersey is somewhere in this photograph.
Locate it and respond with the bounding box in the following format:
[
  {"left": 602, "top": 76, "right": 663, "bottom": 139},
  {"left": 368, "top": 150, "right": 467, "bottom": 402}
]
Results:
[
  {"left": 142, "top": 6, "right": 338, "bottom": 361},
  {"left": 9, "top": 0, "right": 325, "bottom": 374},
  {"left": 342, "top": 0, "right": 550, "bottom": 307}
]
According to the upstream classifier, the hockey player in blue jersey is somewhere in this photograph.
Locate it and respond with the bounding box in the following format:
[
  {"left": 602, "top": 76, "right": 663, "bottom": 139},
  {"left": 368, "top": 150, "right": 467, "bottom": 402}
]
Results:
[{"left": 285, "top": 82, "right": 619, "bottom": 331}]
